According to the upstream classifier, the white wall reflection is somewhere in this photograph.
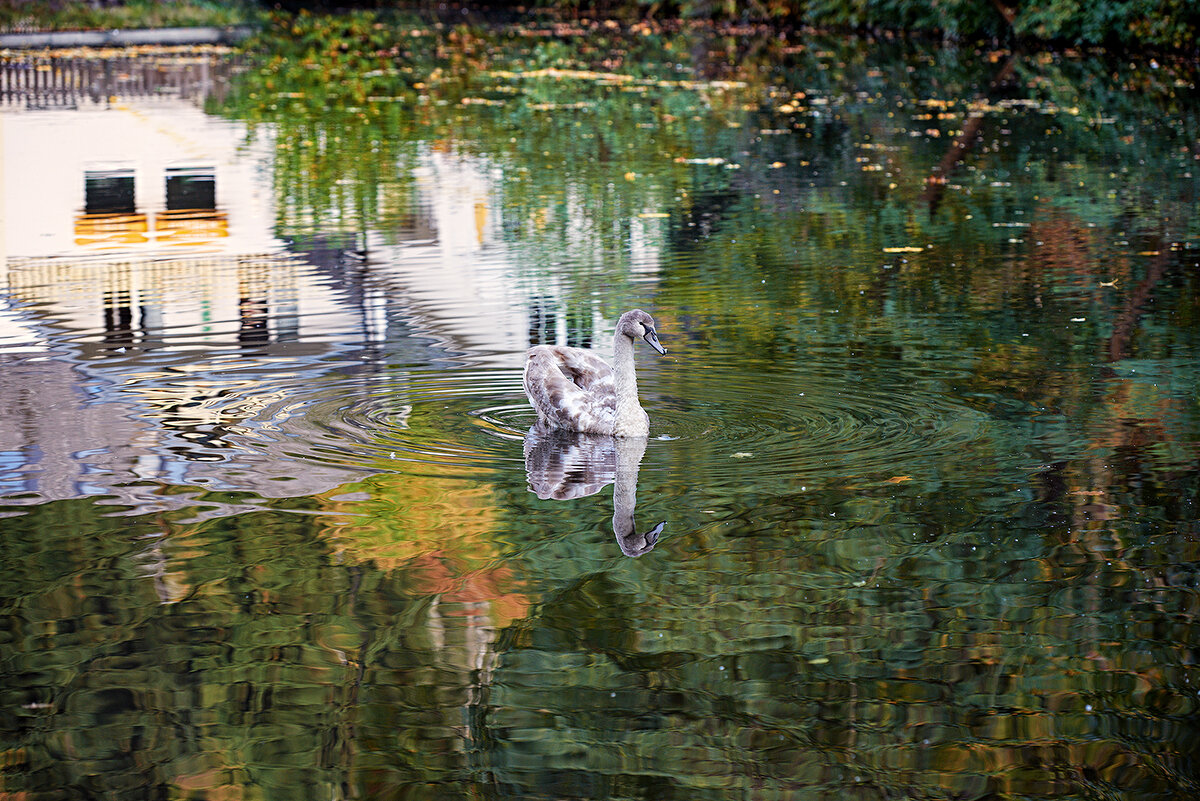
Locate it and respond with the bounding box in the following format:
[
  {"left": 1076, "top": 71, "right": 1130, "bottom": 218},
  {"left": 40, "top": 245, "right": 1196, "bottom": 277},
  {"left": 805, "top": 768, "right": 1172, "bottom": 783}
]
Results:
[
  {"left": 2, "top": 100, "right": 277, "bottom": 260},
  {"left": 0, "top": 51, "right": 666, "bottom": 510},
  {"left": 0, "top": 60, "right": 372, "bottom": 505}
]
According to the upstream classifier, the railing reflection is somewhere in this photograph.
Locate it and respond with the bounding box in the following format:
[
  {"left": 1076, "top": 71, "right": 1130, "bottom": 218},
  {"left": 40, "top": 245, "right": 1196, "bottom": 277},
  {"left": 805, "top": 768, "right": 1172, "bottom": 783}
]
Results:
[
  {"left": 523, "top": 426, "right": 665, "bottom": 557},
  {"left": 5, "top": 254, "right": 304, "bottom": 356},
  {"left": 0, "top": 52, "right": 238, "bottom": 109}
]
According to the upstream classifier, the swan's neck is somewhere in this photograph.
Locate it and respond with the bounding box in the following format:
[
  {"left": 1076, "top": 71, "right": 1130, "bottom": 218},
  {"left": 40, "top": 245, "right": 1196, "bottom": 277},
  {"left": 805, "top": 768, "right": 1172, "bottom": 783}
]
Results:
[
  {"left": 611, "top": 333, "right": 647, "bottom": 437},
  {"left": 612, "top": 436, "right": 662, "bottom": 557},
  {"left": 612, "top": 436, "right": 644, "bottom": 544}
]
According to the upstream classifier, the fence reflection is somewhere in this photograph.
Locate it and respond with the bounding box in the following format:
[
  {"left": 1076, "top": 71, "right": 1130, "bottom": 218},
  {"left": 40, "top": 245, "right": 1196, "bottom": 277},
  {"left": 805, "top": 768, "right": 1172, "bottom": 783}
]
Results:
[{"left": 0, "top": 50, "right": 238, "bottom": 109}]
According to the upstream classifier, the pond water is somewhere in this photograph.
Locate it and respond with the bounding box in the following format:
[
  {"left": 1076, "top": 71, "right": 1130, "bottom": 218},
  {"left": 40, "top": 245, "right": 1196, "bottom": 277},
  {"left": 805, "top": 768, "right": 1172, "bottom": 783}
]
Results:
[{"left": 2, "top": 17, "right": 1199, "bottom": 800}]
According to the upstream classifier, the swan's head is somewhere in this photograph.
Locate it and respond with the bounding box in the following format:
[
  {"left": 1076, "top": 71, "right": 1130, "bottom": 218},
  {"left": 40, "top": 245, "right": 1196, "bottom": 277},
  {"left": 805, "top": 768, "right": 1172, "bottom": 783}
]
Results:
[{"left": 617, "top": 309, "right": 666, "bottom": 355}]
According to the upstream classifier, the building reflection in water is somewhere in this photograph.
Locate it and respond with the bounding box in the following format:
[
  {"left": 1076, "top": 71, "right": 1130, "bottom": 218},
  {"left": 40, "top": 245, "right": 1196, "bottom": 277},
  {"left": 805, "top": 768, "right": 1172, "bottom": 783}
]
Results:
[
  {"left": 0, "top": 52, "right": 334, "bottom": 503},
  {"left": 0, "top": 50, "right": 668, "bottom": 509}
]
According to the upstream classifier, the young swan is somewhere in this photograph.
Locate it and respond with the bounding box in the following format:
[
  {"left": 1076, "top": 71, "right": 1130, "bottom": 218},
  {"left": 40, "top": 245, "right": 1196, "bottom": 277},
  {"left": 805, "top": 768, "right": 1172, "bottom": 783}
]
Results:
[{"left": 523, "top": 309, "right": 666, "bottom": 437}]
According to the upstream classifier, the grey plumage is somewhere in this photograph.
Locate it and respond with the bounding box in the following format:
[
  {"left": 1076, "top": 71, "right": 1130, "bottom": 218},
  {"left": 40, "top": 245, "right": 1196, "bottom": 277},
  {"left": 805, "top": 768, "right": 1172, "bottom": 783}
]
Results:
[
  {"left": 523, "top": 345, "right": 619, "bottom": 434},
  {"left": 522, "top": 309, "right": 666, "bottom": 437}
]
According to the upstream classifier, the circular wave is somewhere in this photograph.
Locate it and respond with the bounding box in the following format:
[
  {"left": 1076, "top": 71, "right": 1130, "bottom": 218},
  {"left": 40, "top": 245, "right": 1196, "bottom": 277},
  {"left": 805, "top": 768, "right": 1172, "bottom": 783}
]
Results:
[
  {"left": 226, "top": 368, "right": 533, "bottom": 477},
  {"left": 641, "top": 363, "right": 994, "bottom": 488},
  {"left": 162, "top": 359, "right": 994, "bottom": 492}
]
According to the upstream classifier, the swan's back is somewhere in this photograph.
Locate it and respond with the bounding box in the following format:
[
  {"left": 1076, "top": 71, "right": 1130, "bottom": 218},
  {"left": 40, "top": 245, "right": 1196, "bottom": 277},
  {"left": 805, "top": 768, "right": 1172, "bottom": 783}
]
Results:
[{"left": 523, "top": 345, "right": 617, "bottom": 434}]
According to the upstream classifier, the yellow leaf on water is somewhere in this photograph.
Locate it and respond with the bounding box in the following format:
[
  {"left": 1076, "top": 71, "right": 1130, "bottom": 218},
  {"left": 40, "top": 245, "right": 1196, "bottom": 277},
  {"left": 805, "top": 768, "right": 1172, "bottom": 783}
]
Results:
[
  {"left": 885, "top": 476, "right": 912, "bottom": 484},
  {"left": 882, "top": 246, "right": 925, "bottom": 253}
]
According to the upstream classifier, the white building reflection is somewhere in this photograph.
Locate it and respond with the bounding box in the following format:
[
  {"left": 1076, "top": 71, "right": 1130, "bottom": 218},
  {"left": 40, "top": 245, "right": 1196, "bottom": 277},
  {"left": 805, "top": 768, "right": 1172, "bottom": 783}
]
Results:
[
  {"left": 0, "top": 55, "right": 300, "bottom": 352},
  {"left": 358, "top": 145, "right": 667, "bottom": 361},
  {"left": 0, "top": 51, "right": 663, "bottom": 509},
  {"left": 2, "top": 95, "right": 276, "bottom": 261},
  {"left": 0, "top": 55, "right": 371, "bottom": 504}
]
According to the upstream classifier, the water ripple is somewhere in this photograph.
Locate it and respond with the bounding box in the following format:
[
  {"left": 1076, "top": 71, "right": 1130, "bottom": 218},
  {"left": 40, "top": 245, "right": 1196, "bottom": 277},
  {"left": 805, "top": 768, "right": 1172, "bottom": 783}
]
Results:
[
  {"left": 220, "top": 359, "right": 990, "bottom": 493},
  {"left": 647, "top": 366, "right": 991, "bottom": 483},
  {"left": 228, "top": 368, "right": 533, "bottom": 477}
]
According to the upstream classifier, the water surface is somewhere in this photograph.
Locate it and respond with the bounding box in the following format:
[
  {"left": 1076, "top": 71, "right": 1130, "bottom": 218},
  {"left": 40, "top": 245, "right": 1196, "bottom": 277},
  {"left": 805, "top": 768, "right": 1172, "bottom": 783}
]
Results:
[{"left": 1, "top": 21, "right": 1199, "bottom": 800}]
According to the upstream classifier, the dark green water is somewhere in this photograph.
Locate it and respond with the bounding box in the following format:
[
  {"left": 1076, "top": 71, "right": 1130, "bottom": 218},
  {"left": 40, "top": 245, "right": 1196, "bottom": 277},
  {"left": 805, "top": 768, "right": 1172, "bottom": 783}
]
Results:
[{"left": 2, "top": 17, "right": 1199, "bottom": 800}]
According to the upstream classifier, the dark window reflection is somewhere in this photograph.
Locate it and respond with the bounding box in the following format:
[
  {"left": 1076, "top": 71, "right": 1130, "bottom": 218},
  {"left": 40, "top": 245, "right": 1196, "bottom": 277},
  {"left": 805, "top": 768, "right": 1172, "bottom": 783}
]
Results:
[
  {"left": 103, "top": 291, "right": 135, "bottom": 347},
  {"left": 528, "top": 299, "right": 556, "bottom": 346},
  {"left": 165, "top": 167, "right": 216, "bottom": 211},
  {"left": 566, "top": 306, "right": 593, "bottom": 349},
  {"left": 238, "top": 264, "right": 270, "bottom": 349},
  {"left": 84, "top": 169, "right": 135, "bottom": 214}
]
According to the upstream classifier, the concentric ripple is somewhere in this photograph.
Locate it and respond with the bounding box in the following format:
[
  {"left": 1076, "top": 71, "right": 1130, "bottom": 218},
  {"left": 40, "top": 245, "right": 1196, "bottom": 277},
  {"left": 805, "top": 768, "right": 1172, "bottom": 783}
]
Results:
[
  {"left": 662, "top": 366, "right": 988, "bottom": 479},
  {"left": 643, "top": 364, "right": 993, "bottom": 485},
  {"left": 256, "top": 360, "right": 999, "bottom": 490},
  {"left": 227, "top": 368, "right": 535, "bottom": 478},
  {"left": 85, "top": 355, "right": 997, "bottom": 498}
]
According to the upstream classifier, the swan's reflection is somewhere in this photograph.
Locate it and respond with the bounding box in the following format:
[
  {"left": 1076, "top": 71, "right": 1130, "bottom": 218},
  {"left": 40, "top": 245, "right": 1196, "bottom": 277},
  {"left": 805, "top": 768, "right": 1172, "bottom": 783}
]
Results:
[{"left": 523, "top": 426, "right": 665, "bottom": 557}]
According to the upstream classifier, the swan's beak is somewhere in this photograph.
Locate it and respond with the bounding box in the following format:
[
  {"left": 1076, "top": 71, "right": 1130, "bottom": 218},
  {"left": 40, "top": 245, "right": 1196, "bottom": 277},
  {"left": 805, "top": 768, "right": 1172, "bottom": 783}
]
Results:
[{"left": 643, "top": 328, "right": 666, "bottom": 355}]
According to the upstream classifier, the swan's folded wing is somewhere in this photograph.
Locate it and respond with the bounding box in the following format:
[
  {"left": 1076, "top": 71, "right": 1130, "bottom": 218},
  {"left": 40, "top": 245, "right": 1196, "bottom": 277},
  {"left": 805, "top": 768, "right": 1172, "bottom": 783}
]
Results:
[
  {"left": 552, "top": 347, "right": 615, "bottom": 393},
  {"left": 524, "top": 346, "right": 616, "bottom": 433}
]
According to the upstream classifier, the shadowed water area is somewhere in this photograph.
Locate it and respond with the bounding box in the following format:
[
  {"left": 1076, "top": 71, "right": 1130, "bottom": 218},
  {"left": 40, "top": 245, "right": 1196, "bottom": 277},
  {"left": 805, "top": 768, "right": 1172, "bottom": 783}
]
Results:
[{"left": 1, "top": 16, "right": 1199, "bottom": 800}]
